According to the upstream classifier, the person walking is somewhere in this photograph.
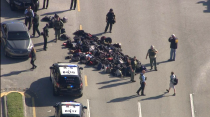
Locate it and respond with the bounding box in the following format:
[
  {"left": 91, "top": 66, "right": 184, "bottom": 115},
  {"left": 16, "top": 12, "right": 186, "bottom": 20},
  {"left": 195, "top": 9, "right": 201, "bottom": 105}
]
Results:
[
  {"left": 166, "top": 71, "right": 176, "bottom": 96},
  {"left": 146, "top": 45, "right": 158, "bottom": 71},
  {"left": 130, "top": 56, "right": 137, "bottom": 82},
  {"left": 104, "top": 9, "right": 116, "bottom": 33},
  {"left": 168, "top": 34, "right": 178, "bottom": 61},
  {"left": 70, "top": 0, "right": 77, "bottom": 10},
  {"left": 42, "top": 24, "right": 49, "bottom": 51},
  {"left": 32, "top": 12, "right": 40, "bottom": 37},
  {"left": 136, "top": 70, "right": 146, "bottom": 96},
  {"left": 53, "top": 17, "right": 63, "bottom": 42},
  {"left": 43, "top": 0, "right": 49, "bottom": 9},
  {"left": 24, "top": 6, "right": 34, "bottom": 30},
  {"left": 29, "top": 47, "right": 37, "bottom": 69}
]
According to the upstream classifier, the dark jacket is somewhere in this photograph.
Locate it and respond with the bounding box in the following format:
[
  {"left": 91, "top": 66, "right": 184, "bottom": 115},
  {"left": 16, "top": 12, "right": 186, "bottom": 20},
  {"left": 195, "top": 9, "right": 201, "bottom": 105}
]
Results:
[
  {"left": 43, "top": 26, "right": 49, "bottom": 37},
  {"left": 33, "top": 14, "right": 39, "bottom": 25},
  {"left": 106, "top": 12, "right": 115, "bottom": 23},
  {"left": 31, "top": 49, "right": 36, "bottom": 60},
  {"left": 169, "top": 37, "right": 178, "bottom": 49},
  {"left": 131, "top": 59, "right": 137, "bottom": 71}
]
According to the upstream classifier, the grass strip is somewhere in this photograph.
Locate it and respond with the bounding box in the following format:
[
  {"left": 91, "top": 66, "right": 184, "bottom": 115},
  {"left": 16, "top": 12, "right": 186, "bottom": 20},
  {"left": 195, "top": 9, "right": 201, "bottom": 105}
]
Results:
[{"left": 7, "top": 92, "right": 24, "bottom": 117}]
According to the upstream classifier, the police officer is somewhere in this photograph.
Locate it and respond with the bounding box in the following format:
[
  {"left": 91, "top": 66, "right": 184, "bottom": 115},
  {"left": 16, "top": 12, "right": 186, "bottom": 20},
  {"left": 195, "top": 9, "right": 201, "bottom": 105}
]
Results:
[
  {"left": 32, "top": 0, "right": 38, "bottom": 12},
  {"left": 130, "top": 56, "right": 137, "bottom": 82},
  {"left": 43, "top": 24, "right": 49, "bottom": 51},
  {"left": 53, "top": 17, "right": 63, "bottom": 42},
  {"left": 24, "top": 6, "right": 34, "bottom": 30},
  {"left": 136, "top": 70, "right": 146, "bottom": 96},
  {"left": 70, "top": 0, "right": 77, "bottom": 10},
  {"left": 32, "top": 12, "right": 40, "bottom": 37},
  {"left": 43, "top": 0, "right": 49, "bottom": 9},
  {"left": 104, "top": 9, "right": 116, "bottom": 33},
  {"left": 146, "top": 45, "right": 158, "bottom": 71},
  {"left": 29, "top": 47, "right": 37, "bottom": 69}
]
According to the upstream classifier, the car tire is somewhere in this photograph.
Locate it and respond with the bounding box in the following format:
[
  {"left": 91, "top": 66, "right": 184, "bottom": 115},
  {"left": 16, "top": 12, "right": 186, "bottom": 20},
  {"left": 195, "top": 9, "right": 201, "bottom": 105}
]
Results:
[
  {"left": 53, "top": 86, "right": 59, "bottom": 96},
  {"left": 10, "top": 2, "right": 16, "bottom": 11}
]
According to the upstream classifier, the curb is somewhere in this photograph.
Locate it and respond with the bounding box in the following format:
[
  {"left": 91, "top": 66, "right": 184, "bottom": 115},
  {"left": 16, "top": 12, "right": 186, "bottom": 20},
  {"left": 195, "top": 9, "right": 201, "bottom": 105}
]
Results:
[
  {"left": 3, "top": 95, "right": 8, "bottom": 117},
  {"left": 22, "top": 94, "right": 27, "bottom": 117}
]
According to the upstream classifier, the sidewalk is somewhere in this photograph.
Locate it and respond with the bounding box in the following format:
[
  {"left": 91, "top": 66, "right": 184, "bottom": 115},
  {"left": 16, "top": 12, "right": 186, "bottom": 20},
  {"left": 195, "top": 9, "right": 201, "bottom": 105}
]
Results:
[{"left": 1, "top": 88, "right": 37, "bottom": 117}]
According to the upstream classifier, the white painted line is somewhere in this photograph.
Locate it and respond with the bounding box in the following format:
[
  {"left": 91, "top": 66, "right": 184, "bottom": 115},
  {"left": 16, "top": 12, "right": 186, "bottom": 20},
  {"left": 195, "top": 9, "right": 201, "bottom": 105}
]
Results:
[
  {"left": 87, "top": 99, "right": 90, "bottom": 117},
  {"left": 138, "top": 102, "right": 142, "bottom": 117},
  {"left": 190, "top": 94, "right": 195, "bottom": 117}
]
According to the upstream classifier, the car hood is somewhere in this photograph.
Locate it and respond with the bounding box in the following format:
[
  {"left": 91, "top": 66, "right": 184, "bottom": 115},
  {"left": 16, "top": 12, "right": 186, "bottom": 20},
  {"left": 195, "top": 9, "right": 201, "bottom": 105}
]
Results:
[{"left": 7, "top": 40, "right": 30, "bottom": 49}]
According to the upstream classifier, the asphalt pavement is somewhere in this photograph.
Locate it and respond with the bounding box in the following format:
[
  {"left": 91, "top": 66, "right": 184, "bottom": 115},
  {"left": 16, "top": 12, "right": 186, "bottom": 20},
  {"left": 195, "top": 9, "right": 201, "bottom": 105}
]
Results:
[{"left": 1, "top": 0, "right": 210, "bottom": 117}]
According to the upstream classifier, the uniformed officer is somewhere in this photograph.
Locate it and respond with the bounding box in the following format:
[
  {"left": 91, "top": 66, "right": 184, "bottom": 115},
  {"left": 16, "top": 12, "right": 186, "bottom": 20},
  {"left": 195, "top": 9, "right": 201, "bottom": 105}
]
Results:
[
  {"left": 136, "top": 70, "right": 146, "bottom": 96},
  {"left": 43, "top": 24, "right": 49, "bottom": 51},
  {"left": 43, "top": 0, "right": 49, "bottom": 9},
  {"left": 104, "top": 9, "right": 116, "bottom": 33},
  {"left": 24, "top": 6, "right": 34, "bottom": 30},
  {"left": 32, "top": 12, "right": 40, "bottom": 37},
  {"left": 29, "top": 47, "right": 37, "bottom": 69},
  {"left": 146, "top": 45, "right": 158, "bottom": 71},
  {"left": 130, "top": 56, "right": 137, "bottom": 82},
  {"left": 53, "top": 17, "right": 63, "bottom": 42},
  {"left": 70, "top": 0, "right": 77, "bottom": 10},
  {"left": 32, "top": 0, "right": 38, "bottom": 12}
]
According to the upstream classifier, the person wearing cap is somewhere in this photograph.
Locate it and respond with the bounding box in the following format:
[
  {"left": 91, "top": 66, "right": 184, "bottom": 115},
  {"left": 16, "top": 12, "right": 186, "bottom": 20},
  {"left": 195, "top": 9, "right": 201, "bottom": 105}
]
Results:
[
  {"left": 32, "top": 12, "right": 40, "bottom": 37},
  {"left": 168, "top": 34, "right": 178, "bottom": 61},
  {"left": 43, "top": 0, "right": 49, "bottom": 9},
  {"left": 146, "top": 45, "right": 158, "bottom": 71},
  {"left": 136, "top": 70, "right": 146, "bottom": 96},
  {"left": 24, "top": 6, "right": 34, "bottom": 30},
  {"left": 42, "top": 23, "right": 49, "bottom": 51},
  {"left": 104, "top": 9, "right": 116, "bottom": 33},
  {"left": 70, "top": 0, "right": 77, "bottom": 10},
  {"left": 130, "top": 56, "right": 137, "bottom": 82}
]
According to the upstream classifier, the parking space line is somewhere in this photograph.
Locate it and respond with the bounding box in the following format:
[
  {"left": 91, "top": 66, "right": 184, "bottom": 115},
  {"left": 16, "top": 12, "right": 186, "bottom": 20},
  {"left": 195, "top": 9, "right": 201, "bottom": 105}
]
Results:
[
  {"left": 80, "top": 25, "right": 82, "bottom": 30},
  {"left": 77, "top": 0, "right": 81, "bottom": 12},
  {"left": 85, "top": 75, "right": 88, "bottom": 86},
  {"left": 138, "top": 102, "right": 142, "bottom": 117},
  {"left": 190, "top": 94, "right": 195, "bottom": 117},
  {"left": 32, "top": 97, "right": 36, "bottom": 117},
  {"left": 87, "top": 99, "right": 90, "bottom": 117}
]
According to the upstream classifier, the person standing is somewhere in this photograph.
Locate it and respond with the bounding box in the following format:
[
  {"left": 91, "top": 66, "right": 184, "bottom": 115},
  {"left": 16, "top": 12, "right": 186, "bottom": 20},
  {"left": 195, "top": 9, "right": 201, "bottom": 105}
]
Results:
[
  {"left": 32, "top": 12, "right": 40, "bottom": 37},
  {"left": 32, "top": 0, "right": 38, "bottom": 12},
  {"left": 136, "top": 70, "right": 146, "bottom": 96},
  {"left": 130, "top": 56, "right": 137, "bottom": 82},
  {"left": 70, "top": 0, "right": 77, "bottom": 10},
  {"left": 29, "top": 47, "right": 37, "bottom": 69},
  {"left": 166, "top": 72, "right": 176, "bottom": 96},
  {"left": 104, "top": 9, "right": 116, "bottom": 33},
  {"left": 53, "top": 17, "right": 63, "bottom": 42},
  {"left": 43, "top": 24, "right": 49, "bottom": 51},
  {"left": 146, "top": 45, "right": 158, "bottom": 71},
  {"left": 168, "top": 34, "right": 178, "bottom": 61},
  {"left": 43, "top": 0, "right": 49, "bottom": 9},
  {"left": 24, "top": 6, "right": 34, "bottom": 30}
]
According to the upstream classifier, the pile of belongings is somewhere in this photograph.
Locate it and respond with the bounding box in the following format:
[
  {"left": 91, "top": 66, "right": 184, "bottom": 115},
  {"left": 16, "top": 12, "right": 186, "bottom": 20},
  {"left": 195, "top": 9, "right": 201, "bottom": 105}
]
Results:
[
  {"left": 63, "top": 30, "right": 147, "bottom": 77},
  {"left": 41, "top": 13, "right": 68, "bottom": 28}
]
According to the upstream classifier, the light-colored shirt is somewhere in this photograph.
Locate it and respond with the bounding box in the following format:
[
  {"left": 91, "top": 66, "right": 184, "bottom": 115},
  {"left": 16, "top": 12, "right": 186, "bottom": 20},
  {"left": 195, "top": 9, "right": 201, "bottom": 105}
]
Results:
[
  {"left": 170, "top": 74, "right": 175, "bottom": 83},
  {"left": 24, "top": 9, "right": 34, "bottom": 17},
  {"left": 140, "top": 73, "right": 146, "bottom": 82}
]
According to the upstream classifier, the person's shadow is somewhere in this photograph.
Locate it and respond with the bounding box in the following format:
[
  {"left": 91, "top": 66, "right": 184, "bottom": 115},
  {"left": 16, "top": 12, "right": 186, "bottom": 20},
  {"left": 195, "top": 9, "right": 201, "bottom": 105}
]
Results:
[
  {"left": 92, "top": 32, "right": 106, "bottom": 36},
  {"left": 1, "top": 69, "right": 31, "bottom": 77},
  {"left": 107, "top": 94, "right": 139, "bottom": 103},
  {"left": 140, "top": 92, "right": 171, "bottom": 101},
  {"left": 197, "top": 0, "right": 210, "bottom": 13}
]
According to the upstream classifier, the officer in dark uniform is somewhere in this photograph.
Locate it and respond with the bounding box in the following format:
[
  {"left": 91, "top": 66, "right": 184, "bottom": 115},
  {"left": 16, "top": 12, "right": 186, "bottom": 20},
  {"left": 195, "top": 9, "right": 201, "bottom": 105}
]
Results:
[
  {"left": 32, "top": 12, "right": 40, "bottom": 37},
  {"left": 43, "top": 0, "right": 49, "bottom": 9},
  {"left": 32, "top": 0, "right": 38, "bottom": 12},
  {"left": 42, "top": 24, "right": 49, "bottom": 51},
  {"left": 104, "top": 9, "right": 116, "bottom": 33},
  {"left": 70, "top": 0, "right": 77, "bottom": 10},
  {"left": 130, "top": 56, "right": 137, "bottom": 82}
]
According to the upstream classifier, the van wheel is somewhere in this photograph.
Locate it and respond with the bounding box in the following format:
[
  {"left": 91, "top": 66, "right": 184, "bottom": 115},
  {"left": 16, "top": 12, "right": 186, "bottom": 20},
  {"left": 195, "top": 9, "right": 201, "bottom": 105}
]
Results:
[{"left": 10, "top": 3, "right": 15, "bottom": 11}]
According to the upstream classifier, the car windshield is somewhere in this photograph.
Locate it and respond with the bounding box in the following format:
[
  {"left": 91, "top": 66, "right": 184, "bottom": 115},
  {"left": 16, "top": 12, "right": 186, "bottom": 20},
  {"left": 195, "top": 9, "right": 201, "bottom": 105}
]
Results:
[
  {"left": 8, "top": 31, "right": 29, "bottom": 40},
  {"left": 59, "top": 76, "right": 80, "bottom": 84}
]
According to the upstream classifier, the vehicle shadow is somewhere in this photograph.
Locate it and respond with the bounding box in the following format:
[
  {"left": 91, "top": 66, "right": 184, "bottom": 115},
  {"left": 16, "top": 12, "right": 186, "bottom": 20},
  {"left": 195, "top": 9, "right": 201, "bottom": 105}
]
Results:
[
  {"left": 25, "top": 77, "right": 79, "bottom": 107},
  {"left": 197, "top": 0, "right": 210, "bottom": 13},
  {"left": 107, "top": 94, "right": 139, "bottom": 103},
  {"left": 140, "top": 92, "right": 171, "bottom": 101},
  {"left": 40, "top": 9, "right": 70, "bottom": 16},
  {"left": 1, "top": 69, "right": 31, "bottom": 77}
]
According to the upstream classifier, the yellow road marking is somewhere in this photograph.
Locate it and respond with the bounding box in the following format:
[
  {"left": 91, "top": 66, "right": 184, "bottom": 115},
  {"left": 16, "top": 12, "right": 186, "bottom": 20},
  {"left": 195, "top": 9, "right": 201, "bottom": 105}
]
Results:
[
  {"left": 32, "top": 97, "right": 36, "bottom": 117},
  {"left": 77, "top": 0, "right": 81, "bottom": 12},
  {"left": 1, "top": 91, "right": 24, "bottom": 97},
  {"left": 80, "top": 25, "right": 82, "bottom": 30},
  {"left": 85, "top": 75, "right": 88, "bottom": 86}
]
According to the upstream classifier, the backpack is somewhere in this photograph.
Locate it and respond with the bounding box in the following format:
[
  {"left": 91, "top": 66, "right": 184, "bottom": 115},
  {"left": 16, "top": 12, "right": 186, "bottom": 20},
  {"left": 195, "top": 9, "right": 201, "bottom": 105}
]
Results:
[
  {"left": 173, "top": 77, "right": 178, "bottom": 85},
  {"left": 148, "top": 49, "right": 155, "bottom": 57}
]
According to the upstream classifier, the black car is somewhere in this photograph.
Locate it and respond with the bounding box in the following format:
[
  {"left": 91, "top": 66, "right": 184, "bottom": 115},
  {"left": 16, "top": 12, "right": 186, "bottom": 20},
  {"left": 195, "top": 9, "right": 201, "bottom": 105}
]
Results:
[
  {"left": 53, "top": 102, "right": 87, "bottom": 117},
  {"left": 50, "top": 63, "right": 84, "bottom": 97},
  {"left": 6, "top": 0, "right": 39, "bottom": 11}
]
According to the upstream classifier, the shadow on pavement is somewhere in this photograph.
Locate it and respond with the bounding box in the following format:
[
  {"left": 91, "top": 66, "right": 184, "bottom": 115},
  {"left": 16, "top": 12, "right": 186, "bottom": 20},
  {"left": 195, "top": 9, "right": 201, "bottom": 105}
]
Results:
[
  {"left": 98, "top": 81, "right": 131, "bottom": 89},
  {"left": 33, "top": 39, "right": 55, "bottom": 47},
  {"left": 25, "top": 77, "right": 79, "bottom": 107},
  {"left": 92, "top": 32, "right": 105, "bottom": 36},
  {"left": 96, "top": 78, "right": 128, "bottom": 85},
  {"left": 197, "top": 0, "right": 210, "bottom": 13},
  {"left": 140, "top": 92, "right": 170, "bottom": 101},
  {"left": 1, "top": 69, "right": 31, "bottom": 77},
  {"left": 40, "top": 9, "right": 70, "bottom": 16},
  {"left": 107, "top": 94, "right": 139, "bottom": 103}
]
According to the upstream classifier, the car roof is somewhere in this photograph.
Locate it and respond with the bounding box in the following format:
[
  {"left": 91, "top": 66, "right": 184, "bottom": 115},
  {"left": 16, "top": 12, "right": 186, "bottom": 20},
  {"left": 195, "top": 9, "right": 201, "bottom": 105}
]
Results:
[{"left": 2, "top": 20, "right": 27, "bottom": 32}]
